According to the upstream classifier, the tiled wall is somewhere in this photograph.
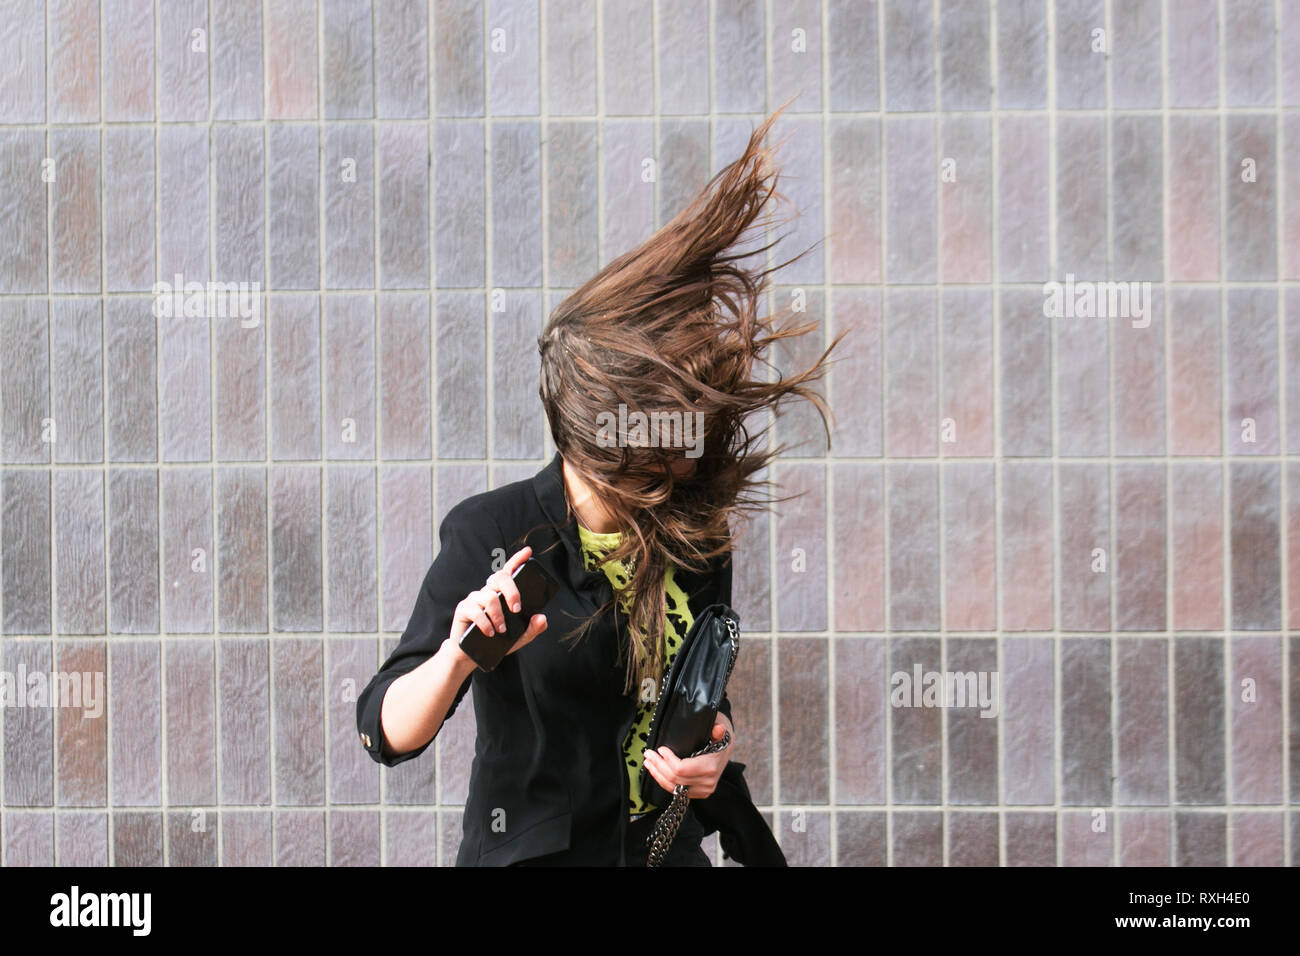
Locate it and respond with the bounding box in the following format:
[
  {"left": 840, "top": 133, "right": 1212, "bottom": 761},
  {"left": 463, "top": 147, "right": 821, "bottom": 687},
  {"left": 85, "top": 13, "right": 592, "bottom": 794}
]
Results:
[{"left": 0, "top": 0, "right": 1296, "bottom": 866}]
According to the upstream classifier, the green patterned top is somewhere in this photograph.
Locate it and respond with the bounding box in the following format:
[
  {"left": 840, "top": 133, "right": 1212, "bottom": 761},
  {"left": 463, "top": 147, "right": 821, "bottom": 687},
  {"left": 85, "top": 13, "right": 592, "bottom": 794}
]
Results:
[{"left": 576, "top": 524, "right": 695, "bottom": 817}]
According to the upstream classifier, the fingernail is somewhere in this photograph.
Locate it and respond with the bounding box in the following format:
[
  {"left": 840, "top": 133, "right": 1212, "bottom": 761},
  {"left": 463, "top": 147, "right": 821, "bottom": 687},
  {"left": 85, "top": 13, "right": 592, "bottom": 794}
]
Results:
[{"left": 513, "top": 603, "right": 521, "bottom": 612}]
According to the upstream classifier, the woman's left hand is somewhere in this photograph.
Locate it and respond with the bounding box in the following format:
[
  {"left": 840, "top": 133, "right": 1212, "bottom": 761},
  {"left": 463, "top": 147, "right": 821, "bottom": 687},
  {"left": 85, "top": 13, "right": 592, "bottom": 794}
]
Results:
[{"left": 642, "top": 713, "right": 733, "bottom": 799}]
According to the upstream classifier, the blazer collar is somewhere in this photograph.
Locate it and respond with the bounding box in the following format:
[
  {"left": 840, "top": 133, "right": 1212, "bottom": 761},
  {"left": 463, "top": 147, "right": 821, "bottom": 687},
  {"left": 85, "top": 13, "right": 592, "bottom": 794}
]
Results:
[{"left": 531, "top": 451, "right": 606, "bottom": 597}]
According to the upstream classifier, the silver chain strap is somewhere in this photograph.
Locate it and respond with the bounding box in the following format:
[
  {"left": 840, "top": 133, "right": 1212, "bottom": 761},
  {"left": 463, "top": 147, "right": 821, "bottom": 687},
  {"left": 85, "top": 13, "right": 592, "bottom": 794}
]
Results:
[
  {"left": 645, "top": 617, "right": 739, "bottom": 867},
  {"left": 645, "top": 729, "right": 730, "bottom": 867}
]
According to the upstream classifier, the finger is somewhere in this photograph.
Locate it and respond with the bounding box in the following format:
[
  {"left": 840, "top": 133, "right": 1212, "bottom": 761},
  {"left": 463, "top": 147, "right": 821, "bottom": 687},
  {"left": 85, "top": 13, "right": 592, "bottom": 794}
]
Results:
[
  {"left": 644, "top": 749, "right": 692, "bottom": 788},
  {"left": 508, "top": 614, "right": 547, "bottom": 653},
  {"left": 642, "top": 751, "right": 679, "bottom": 791},
  {"left": 653, "top": 746, "right": 684, "bottom": 776},
  {"left": 494, "top": 547, "right": 537, "bottom": 613},
  {"left": 488, "top": 567, "right": 522, "bottom": 613},
  {"left": 479, "top": 590, "right": 507, "bottom": 633},
  {"left": 501, "top": 545, "right": 533, "bottom": 577},
  {"left": 711, "top": 722, "right": 727, "bottom": 741},
  {"left": 461, "top": 602, "right": 494, "bottom": 639},
  {"left": 662, "top": 755, "right": 710, "bottom": 789}
]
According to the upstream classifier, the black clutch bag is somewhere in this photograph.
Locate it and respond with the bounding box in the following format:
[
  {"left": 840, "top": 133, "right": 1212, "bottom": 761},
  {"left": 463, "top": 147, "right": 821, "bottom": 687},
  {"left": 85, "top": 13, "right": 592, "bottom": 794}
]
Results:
[{"left": 638, "top": 603, "right": 739, "bottom": 866}]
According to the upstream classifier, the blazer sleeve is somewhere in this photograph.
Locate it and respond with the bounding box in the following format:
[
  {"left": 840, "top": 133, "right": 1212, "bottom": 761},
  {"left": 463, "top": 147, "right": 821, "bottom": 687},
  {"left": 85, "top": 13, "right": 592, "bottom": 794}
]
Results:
[{"left": 356, "top": 500, "right": 501, "bottom": 768}]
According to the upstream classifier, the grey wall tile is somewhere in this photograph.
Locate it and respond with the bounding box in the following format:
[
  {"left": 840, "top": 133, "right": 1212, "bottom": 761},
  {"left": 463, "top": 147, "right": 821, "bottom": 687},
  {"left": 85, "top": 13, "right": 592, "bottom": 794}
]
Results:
[
  {"left": 50, "top": 299, "right": 103, "bottom": 465},
  {"left": 890, "top": 636, "right": 941, "bottom": 804},
  {"left": 273, "top": 637, "right": 325, "bottom": 804},
  {"left": 546, "top": 121, "right": 598, "bottom": 288},
  {"left": 434, "top": 120, "right": 486, "bottom": 287},
  {"left": 159, "top": 126, "right": 210, "bottom": 283},
  {"left": 331, "top": 638, "right": 379, "bottom": 804},
  {"left": 49, "top": 0, "right": 99, "bottom": 123},
  {"left": 491, "top": 291, "right": 542, "bottom": 459},
  {"left": 946, "top": 638, "right": 998, "bottom": 804},
  {"left": 216, "top": 467, "right": 267, "bottom": 632},
  {"left": 108, "top": 468, "right": 159, "bottom": 633},
  {"left": 324, "top": 294, "right": 376, "bottom": 460},
  {"left": 214, "top": 126, "right": 265, "bottom": 285},
  {"left": 1054, "top": 0, "right": 1105, "bottom": 109},
  {"left": 220, "top": 638, "right": 271, "bottom": 805},
  {"left": 54, "top": 470, "right": 105, "bottom": 635},
  {"left": 1111, "top": 116, "right": 1163, "bottom": 281},
  {"left": 270, "top": 296, "right": 322, "bottom": 461},
  {"left": 50, "top": 130, "right": 100, "bottom": 293},
  {"left": 772, "top": 0, "right": 823, "bottom": 113},
  {"left": 887, "top": 463, "right": 939, "bottom": 630},
  {"left": 435, "top": 292, "right": 487, "bottom": 458},
  {"left": 159, "top": 0, "right": 208, "bottom": 120},
  {"left": 379, "top": 125, "right": 430, "bottom": 289},
  {"left": 547, "top": 0, "right": 597, "bottom": 115},
  {"left": 940, "top": 0, "right": 989, "bottom": 111},
  {"left": 380, "top": 466, "right": 432, "bottom": 632},
  {"left": 1230, "top": 462, "right": 1281, "bottom": 630},
  {"left": 212, "top": 0, "right": 263, "bottom": 119},
  {"left": 375, "top": 0, "right": 428, "bottom": 118},
  {"left": 103, "top": 128, "right": 155, "bottom": 292},
  {"left": 159, "top": 313, "right": 212, "bottom": 463},
  {"left": 1174, "top": 637, "right": 1225, "bottom": 805},
  {"left": 715, "top": 0, "right": 765, "bottom": 114},
  {"left": 434, "top": 0, "right": 483, "bottom": 116},
  {"left": 777, "top": 637, "right": 828, "bottom": 805},
  {"left": 269, "top": 125, "right": 321, "bottom": 291},
  {"left": 109, "top": 640, "right": 161, "bottom": 804},
  {"left": 1225, "top": 116, "right": 1277, "bottom": 280},
  {"left": 885, "top": 117, "right": 936, "bottom": 282},
  {"left": 1002, "top": 637, "right": 1053, "bottom": 804},
  {"left": 492, "top": 122, "right": 543, "bottom": 286},
  {"left": 324, "top": 0, "right": 373, "bottom": 118},
  {"left": 165, "top": 639, "right": 215, "bottom": 805},
  {"left": 326, "top": 466, "right": 377, "bottom": 631},
  {"left": 603, "top": 0, "right": 655, "bottom": 114},
  {"left": 1061, "top": 637, "right": 1111, "bottom": 805},
  {"left": 1224, "top": 0, "right": 1274, "bottom": 107},
  {"left": 379, "top": 295, "right": 432, "bottom": 460},
  {"left": 325, "top": 124, "right": 375, "bottom": 289},
  {"left": 486, "top": 0, "right": 539, "bottom": 115},
  {"left": 0, "top": 297, "right": 48, "bottom": 464},
  {"left": 828, "top": 0, "right": 878, "bottom": 110},
  {"left": 270, "top": 466, "right": 323, "bottom": 631},
  {"left": 0, "top": 132, "right": 46, "bottom": 293},
  {"left": 59, "top": 812, "right": 109, "bottom": 866},
  {"left": 996, "top": 0, "right": 1046, "bottom": 108},
  {"left": 1168, "top": 0, "right": 1217, "bottom": 107},
  {"left": 884, "top": 0, "right": 934, "bottom": 112},
  {"left": 112, "top": 811, "right": 163, "bottom": 865},
  {"left": 103, "top": 0, "right": 152, "bottom": 121},
  {"left": 1110, "top": 0, "right": 1160, "bottom": 108}
]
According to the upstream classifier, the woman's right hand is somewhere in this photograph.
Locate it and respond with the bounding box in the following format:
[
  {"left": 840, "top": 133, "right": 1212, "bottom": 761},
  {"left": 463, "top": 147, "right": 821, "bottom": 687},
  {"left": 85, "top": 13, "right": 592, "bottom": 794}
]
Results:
[{"left": 449, "top": 545, "right": 548, "bottom": 661}]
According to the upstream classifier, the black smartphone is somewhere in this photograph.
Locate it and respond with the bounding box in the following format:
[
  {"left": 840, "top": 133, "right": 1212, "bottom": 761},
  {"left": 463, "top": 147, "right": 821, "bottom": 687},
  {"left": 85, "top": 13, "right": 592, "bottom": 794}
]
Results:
[{"left": 457, "top": 558, "right": 560, "bottom": 672}]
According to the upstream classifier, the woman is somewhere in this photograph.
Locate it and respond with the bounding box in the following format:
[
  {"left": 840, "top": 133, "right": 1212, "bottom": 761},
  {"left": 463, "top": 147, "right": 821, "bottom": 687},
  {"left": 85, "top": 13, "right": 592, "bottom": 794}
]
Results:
[{"left": 356, "top": 103, "right": 838, "bottom": 866}]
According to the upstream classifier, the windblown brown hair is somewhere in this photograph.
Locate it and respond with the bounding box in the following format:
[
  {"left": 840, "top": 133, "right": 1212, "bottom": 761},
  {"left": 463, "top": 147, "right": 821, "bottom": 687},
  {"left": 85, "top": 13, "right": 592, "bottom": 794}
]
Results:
[{"left": 537, "top": 100, "right": 845, "bottom": 696}]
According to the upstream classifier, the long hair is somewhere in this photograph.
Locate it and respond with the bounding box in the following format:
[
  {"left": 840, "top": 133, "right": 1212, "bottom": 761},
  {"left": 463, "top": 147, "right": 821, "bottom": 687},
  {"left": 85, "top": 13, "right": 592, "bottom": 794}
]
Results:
[{"left": 538, "top": 100, "right": 844, "bottom": 696}]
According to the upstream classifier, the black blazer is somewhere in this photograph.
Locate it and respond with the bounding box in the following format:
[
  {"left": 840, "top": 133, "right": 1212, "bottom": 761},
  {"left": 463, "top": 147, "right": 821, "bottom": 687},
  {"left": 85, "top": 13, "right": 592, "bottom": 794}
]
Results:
[{"left": 356, "top": 451, "right": 737, "bottom": 866}]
